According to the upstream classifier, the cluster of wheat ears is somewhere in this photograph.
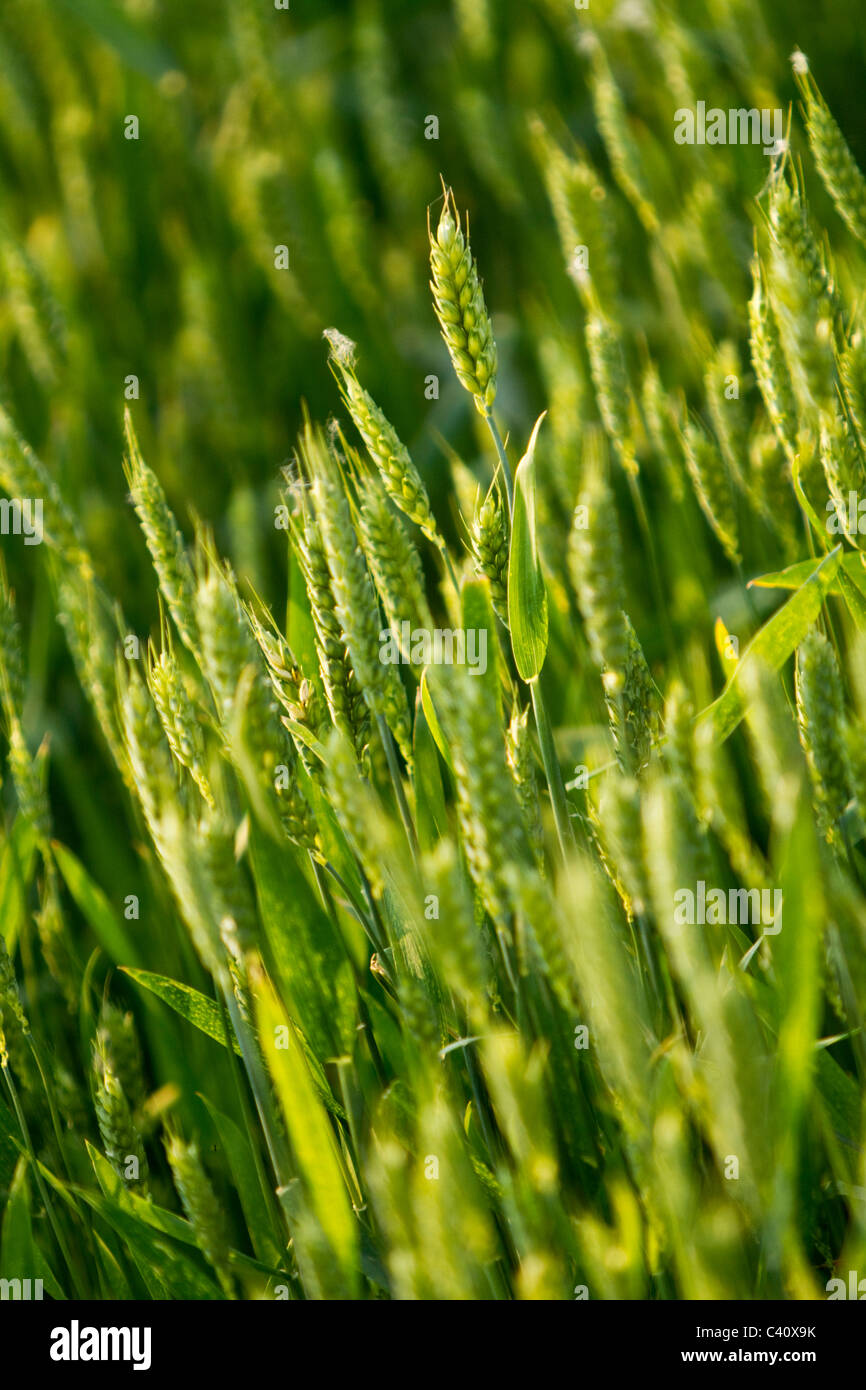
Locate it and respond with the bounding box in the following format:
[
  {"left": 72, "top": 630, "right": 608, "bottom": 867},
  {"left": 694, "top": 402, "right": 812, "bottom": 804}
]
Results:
[{"left": 2, "top": 31, "right": 866, "bottom": 1300}]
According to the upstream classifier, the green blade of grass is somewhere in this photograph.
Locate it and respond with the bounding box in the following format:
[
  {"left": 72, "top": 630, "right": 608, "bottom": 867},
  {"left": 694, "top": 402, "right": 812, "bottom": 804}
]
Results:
[
  {"left": 697, "top": 545, "right": 843, "bottom": 742},
  {"left": 120, "top": 966, "right": 241, "bottom": 1054},
  {"left": 249, "top": 820, "right": 356, "bottom": 1061},
  {"left": 200, "top": 1094, "right": 286, "bottom": 1270},
  {"left": 507, "top": 414, "right": 549, "bottom": 681},
  {"left": 412, "top": 686, "right": 449, "bottom": 852},
  {"left": 254, "top": 967, "right": 360, "bottom": 1297},
  {"left": 0, "top": 817, "right": 37, "bottom": 956},
  {"left": 420, "top": 665, "right": 455, "bottom": 774},
  {"left": 0, "top": 1157, "right": 66, "bottom": 1299},
  {"left": 52, "top": 841, "right": 143, "bottom": 967}
]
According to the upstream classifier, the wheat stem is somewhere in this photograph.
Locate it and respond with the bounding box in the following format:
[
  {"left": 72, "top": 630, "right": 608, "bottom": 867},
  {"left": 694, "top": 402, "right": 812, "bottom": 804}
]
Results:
[
  {"left": 439, "top": 539, "right": 462, "bottom": 597},
  {"left": 625, "top": 463, "right": 677, "bottom": 667},
  {"left": 215, "top": 985, "right": 291, "bottom": 1257},
  {"left": 26, "top": 1032, "right": 74, "bottom": 1183},
  {"left": 222, "top": 977, "right": 293, "bottom": 1191},
  {"left": 310, "top": 857, "right": 388, "bottom": 1087},
  {"left": 530, "top": 679, "right": 575, "bottom": 858},
  {"left": 483, "top": 410, "right": 514, "bottom": 511},
  {"left": 2, "top": 1062, "right": 87, "bottom": 1297},
  {"left": 376, "top": 712, "right": 418, "bottom": 858},
  {"left": 482, "top": 410, "right": 573, "bottom": 858}
]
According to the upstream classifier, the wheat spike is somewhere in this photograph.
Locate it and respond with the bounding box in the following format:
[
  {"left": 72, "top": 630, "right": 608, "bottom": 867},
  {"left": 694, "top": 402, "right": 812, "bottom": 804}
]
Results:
[
  {"left": 794, "top": 55, "right": 866, "bottom": 248},
  {"left": 93, "top": 1057, "right": 149, "bottom": 1194},
  {"left": 0, "top": 405, "right": 93, "bottom": 576},
  {"left": 295, "top": 504, "right": 372, "bottom": 766},
  {"left": 165, "top": 1133, "right": 234, "bottom": 1296},
  {"left": 568, "top": 432, "right": 628, "bottom": 692},
  {"left": 470, "top": 480, "right": 509, "bottom": 626},
  {"left": 682, "top": 418, "right": 740, "bottom": 565},
  {"left": 326, "top": 335, "right": 443, "bottom": 548},
  {"left": 356, "top": 475, "right": 433, "bottom": 641},
  {"left": 585, "top": 306, "right": 637, "bottom": 476},
  {"left": 123, "top": 410, "right": 198, "bottom": 655},
  {"left": 795, "top": 629, "right": 851, "bottom": 841},
  {"left": 147, "top": 640, "right": 214, "bottom": 805},
  {"left": 748, "top": 254, "right": 799, "bottom": 463},
  {"left": 429, "top": 185, "right": 497, "bottom": 413}
]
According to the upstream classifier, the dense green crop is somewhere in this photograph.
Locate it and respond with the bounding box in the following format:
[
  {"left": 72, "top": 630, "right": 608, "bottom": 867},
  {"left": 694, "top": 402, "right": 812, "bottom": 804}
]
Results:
[{"left": 1, "top": 0, "right": 866, "bottom": 1302}]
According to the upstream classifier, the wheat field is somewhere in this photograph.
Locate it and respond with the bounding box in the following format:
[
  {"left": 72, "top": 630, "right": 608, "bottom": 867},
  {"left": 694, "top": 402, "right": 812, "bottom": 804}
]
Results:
[{"left": 0, "top": 0, "right": 865, "bottom": 1306}]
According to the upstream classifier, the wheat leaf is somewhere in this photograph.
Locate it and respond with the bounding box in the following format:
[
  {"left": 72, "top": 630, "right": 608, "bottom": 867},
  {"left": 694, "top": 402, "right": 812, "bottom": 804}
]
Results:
[
  {"left": 507, "top": 413, "right": 549, "bottom": 680},
  {"left": 120, "top": 967, "right": 241, "bottom": 1054},
  {"left": 697, "top": 545, "right": 843, "bottom": 741}
]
